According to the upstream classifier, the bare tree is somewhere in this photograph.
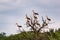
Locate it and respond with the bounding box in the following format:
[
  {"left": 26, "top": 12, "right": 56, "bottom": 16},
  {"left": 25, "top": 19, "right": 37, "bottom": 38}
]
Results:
[{"left": 16, "top": 10, "right": 51, "bottom": 40}]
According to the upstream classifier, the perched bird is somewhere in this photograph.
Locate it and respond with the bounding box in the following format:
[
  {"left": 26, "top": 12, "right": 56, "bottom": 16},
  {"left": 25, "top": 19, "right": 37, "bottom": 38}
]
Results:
[
  {"left": 32, "top": 10, "right": 39, "bottom": 15},
  {"left": 46, "top": 16, "right": 51, "bottom": 21},
  {"left": 44, "top": 22, "right": 48, "bottom": 26},
  {"left": 41, "top": 17, "right": 48, "bottom": 26},
  {"left": 26, "top": 14, "right": 30, "bottom": 20},
  {"left": 16, "top": 23, "right": 22, "bottom": 27},
  {"left": 36, "top": 23, "right": 40, "bottom": 26},
  {"left": 34, "top": 15, "right": 37, "bottom": 19},
  {"left": 43, "top": 20, "right": 47, "bottom": 26}
]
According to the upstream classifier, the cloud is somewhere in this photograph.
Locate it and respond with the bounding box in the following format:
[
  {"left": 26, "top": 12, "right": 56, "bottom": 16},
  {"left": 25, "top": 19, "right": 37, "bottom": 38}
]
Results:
[
  {"left": 37, "top": 0, "right": 60, "bottom": 5},
  {"left": 0, "top": 0, "right": 60, "bottom": 35},
  {"left": 0, "top": 0, "right": 21, "bottom": 11}
]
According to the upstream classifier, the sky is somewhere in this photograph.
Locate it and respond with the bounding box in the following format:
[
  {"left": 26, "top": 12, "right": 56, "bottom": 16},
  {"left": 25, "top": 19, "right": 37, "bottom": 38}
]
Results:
[{"left": 0, "top": 0, "right": 60, "bottom": 35}]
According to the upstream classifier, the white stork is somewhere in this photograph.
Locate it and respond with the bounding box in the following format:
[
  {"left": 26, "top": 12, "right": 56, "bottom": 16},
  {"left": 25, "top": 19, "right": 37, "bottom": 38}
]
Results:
[
  {"left": 26, "top": 14, "right": 30, "bottom": 20},
  {"left": 32, "top": 10, "right": 39, "bottom": 15},
  {"left": 16, "top": 23, "right": 22, "bottom": 27},
  {"left": 46, "top": 16, "right": 51, "bottom": 21},
  {"left": 34, "top": 15, "right": 37, "bottom": 19}
]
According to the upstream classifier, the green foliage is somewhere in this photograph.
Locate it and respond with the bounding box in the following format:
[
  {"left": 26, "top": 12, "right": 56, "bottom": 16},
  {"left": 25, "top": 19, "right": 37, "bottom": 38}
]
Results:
[
  {"left": 0, "top": 32, "right": 6, "bottom": 40},
  {"left": 0, "top": 29, "right": 60, "bottom": 40}
]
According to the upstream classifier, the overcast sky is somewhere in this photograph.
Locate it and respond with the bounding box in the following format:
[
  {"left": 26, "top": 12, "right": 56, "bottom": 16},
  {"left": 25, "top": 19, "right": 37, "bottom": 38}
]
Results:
[{"left": 0, "top": 0, "right": 60, "bottom": 35}]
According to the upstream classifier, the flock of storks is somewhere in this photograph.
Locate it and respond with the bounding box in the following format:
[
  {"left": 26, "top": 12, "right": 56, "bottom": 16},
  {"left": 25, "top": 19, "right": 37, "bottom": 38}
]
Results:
[{"left": 16, "top": 10, "right": 51, "bottom": 28}]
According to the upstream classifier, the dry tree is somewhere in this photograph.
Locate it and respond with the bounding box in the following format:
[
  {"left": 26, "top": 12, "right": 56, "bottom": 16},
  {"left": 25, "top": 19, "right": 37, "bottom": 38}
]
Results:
[{"left": 16, "top": 10, "right": 51, "bottom": 40}]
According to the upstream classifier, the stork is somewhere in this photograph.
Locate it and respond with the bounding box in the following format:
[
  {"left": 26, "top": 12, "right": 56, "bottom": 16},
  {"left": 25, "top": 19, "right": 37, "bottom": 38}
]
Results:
[
  {"left": 42, "top": 16, "right": 48, "bottom": 26},
  {"left": 32, "top": 10, "right": 39, "bottom": 15},
  {"left": 16, "top": 23, "right": 22, "bottom": 27},
  {"left": 46, "top": 16, "right": 51, "bottom": 21},
  {"left": 34, "top": 15, "right": 37, "bottom": 19},
  {"left": 26, "top": 14, "right": 30, "bottom": 20},
  {"left": 44, "top": 20, "right": 48, "bottom": 26}
]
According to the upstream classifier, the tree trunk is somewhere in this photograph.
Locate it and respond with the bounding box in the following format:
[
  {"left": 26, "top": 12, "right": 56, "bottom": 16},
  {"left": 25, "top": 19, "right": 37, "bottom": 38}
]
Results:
[{"left": 35, "top": 31, "right": 39, "bottom": 40}]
